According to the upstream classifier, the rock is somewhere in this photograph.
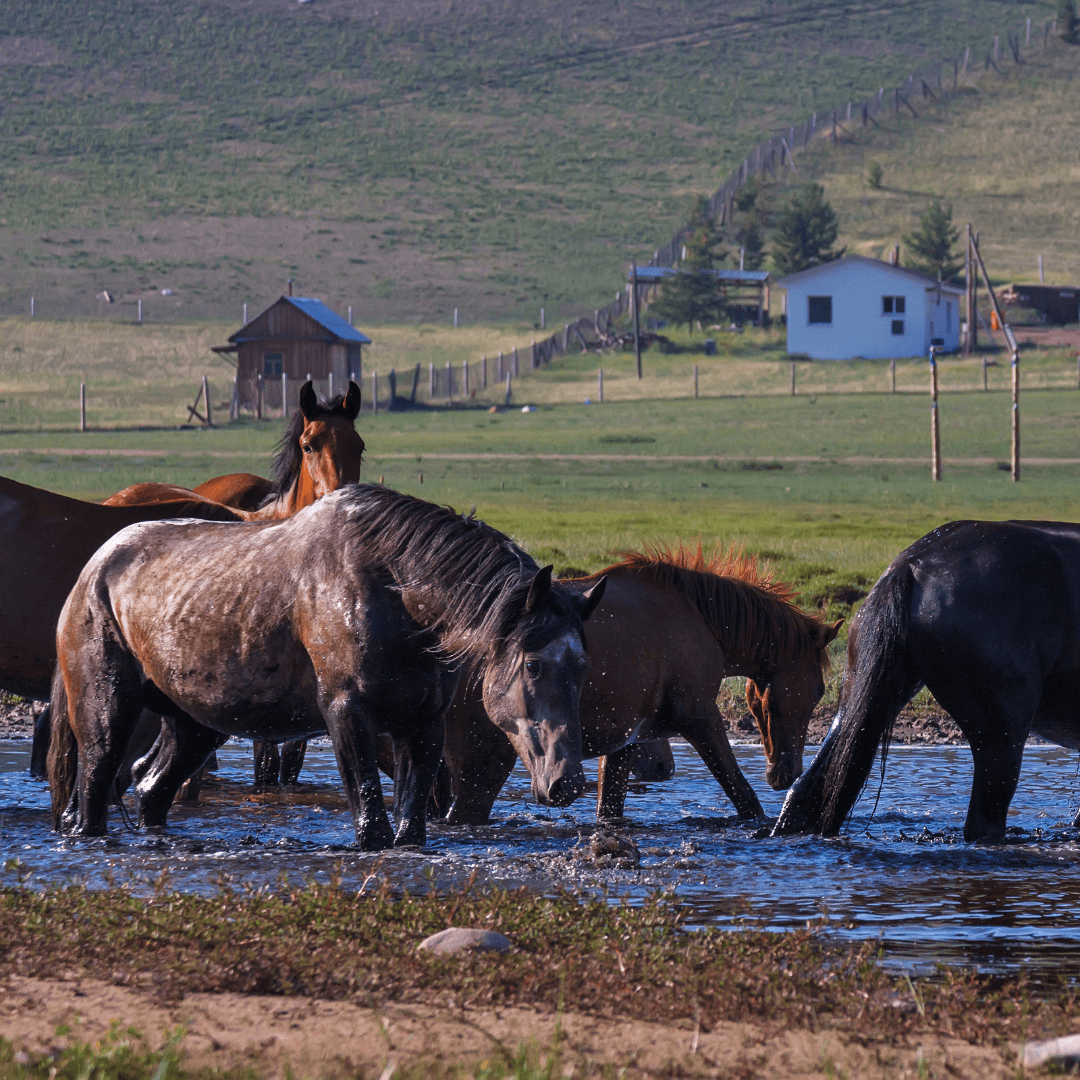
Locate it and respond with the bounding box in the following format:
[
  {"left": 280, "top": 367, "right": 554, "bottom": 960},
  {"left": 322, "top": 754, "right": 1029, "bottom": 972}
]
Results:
[
  {"left": 569, "top": 829, "right": 640, "bottom": 870},
  {"left": 418, "top": 927, "right": 512, "bottom": 955},
  {"left": 1023, "top": 1034, "right": 1080, "bottom": 1069}
]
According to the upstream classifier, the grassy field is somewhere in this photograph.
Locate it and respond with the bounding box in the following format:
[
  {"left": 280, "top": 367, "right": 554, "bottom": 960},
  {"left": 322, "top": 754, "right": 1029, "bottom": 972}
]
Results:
[
  {"left": 4, "top": 319, "right": 1080, "bottom": 664},
  {"left": 0, "top": 0, "right": 1064, "bottom": 325}
]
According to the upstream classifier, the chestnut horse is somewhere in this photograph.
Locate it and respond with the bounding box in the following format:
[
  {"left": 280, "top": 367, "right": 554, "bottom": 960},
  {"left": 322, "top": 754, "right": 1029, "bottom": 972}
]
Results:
[
  {"left": 101, "top": 380, "right": 364, "bottom": 787},
  {"left": 48, "top": 485, "right": 606, "bottom": 848},
  {"left": 0, "top": 475, "right": 244, "bottom": 707},
  {"left": 774, "top": 520, "right": 1080, "bottom": 842},
  {"left": 439, "top": 545, "right": 840, "bottom": 824}
]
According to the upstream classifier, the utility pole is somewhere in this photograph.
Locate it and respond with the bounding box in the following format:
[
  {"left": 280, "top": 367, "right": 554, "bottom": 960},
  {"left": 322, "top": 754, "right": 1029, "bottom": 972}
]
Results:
[{"left": 632, "top": 262, "right": 643, "bottom": 379}]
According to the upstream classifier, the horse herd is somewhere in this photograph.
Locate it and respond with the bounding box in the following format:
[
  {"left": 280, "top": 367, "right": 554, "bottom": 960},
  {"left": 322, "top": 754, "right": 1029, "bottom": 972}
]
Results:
[{"left": 4, "top": 380, "right": 1080, "bottom": 850}]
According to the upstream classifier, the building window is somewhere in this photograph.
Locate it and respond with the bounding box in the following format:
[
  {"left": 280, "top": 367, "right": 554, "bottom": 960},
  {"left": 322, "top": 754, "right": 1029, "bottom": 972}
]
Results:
[
  {"left": 891, "top": 320, "right": 905, "bottom": 336},
  {"left": 263, "top": 352, "right": 284, "bottom": 377},
  {"left": 882, "top": 296, "right": 906, "bottom": 314},
  {"left": 808, "top": 296, "right": 832, "bottom": 324}
]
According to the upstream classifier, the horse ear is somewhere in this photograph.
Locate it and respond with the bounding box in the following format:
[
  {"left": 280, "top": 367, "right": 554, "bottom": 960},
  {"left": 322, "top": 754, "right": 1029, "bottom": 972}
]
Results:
[
  {"left": 576, "top": 575, "right": 607, "bottom": 622},
  {"left": 823, "top": 618, "right": 844, "bottom": 646},
  {"left": 343, "top": 380, "right": 362, "bottom": 420},
  {"left": 299, "top": 380, "right": 319, "bottom": 421},
  {"left": 525, "top": 565, "right": 553, "bottom": 613}
]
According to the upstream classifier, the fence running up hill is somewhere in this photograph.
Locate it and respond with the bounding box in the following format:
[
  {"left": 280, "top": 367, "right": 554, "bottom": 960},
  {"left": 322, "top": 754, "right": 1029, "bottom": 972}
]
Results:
[{"left": 505, "top": 14, "right": 1058, "bottom": 373}]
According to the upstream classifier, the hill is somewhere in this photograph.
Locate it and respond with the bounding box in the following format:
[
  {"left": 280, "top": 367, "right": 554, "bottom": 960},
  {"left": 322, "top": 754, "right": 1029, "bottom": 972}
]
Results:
[{"left": 0, "top": 0, "right": 1058, "bottom": 325}]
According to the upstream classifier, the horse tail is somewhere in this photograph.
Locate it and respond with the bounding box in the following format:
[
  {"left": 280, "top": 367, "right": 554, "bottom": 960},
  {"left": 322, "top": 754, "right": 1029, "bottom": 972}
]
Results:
[
  {"left": 46, "top": 665, "right": 77, "bottom": 831},
  {"left": 774, "top": 562, "right": 916, "bottom": 837}
]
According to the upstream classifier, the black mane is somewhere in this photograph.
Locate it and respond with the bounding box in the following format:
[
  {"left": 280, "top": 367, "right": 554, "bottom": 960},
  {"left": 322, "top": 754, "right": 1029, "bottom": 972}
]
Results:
[
  {"left": 268, "top": 390, "right": 355, "bottom": 499},
  {"left": 335, "top": 485, "right": 582, "bottom": 671}
]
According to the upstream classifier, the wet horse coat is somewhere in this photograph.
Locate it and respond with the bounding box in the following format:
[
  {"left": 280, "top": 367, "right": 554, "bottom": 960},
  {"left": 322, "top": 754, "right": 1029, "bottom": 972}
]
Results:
[
  {"left": 49, "top": 485, "right": 605, "bottom": 848},
  {"left": 774, "top": 520, "right": 1080, "bottom": 842},
  {"left": 440, "top": 546, "right": 838, "bottom": 824}
]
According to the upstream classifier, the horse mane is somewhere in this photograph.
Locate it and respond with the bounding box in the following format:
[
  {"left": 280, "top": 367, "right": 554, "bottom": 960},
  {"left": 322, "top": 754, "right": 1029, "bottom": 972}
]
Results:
[
  {"left": 336, "top": 485, "right": 582, "bottom": 668},
  {"left": 267, "top": 390, "right": 355, "bottom": 500},
  {"left": 590, "top": 541, "right": 830, "bottom": 678}
]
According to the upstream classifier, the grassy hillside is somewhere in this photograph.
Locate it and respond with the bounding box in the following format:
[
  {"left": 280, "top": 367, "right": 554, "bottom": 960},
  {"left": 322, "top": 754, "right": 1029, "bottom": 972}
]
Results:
[
  {"left": 740, "top": 36, "right": 1080, "bottom": 288},
  {"left": 0, "top": 0, "right": 1056, "bottom": 325}
]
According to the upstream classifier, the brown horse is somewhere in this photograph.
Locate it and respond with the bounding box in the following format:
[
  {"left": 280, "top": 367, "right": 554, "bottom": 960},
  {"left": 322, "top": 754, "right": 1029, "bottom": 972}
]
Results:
[
  {"left": 439, "top": 545, "right": 840, "bottom": 824},
  {"left": 0, "top": 474, "right": 245, "bottom": 706},
  {"left": 102, "top": 380, "right": 364, "bottom": 787},
  {"left": 104, "top": 380, "right": 364, "bottom": 520},
  {"left": 49, "top": 485, "right": 606, "bottom": 848}
]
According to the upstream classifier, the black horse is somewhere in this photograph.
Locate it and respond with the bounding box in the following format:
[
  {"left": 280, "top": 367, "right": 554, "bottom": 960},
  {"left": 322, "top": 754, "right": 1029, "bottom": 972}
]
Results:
[{"left": 774, "top": 520, "right": 1080, "bottom": 842}]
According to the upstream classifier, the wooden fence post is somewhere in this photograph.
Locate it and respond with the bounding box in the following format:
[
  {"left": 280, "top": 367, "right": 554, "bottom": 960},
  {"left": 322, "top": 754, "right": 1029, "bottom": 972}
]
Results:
[
  {"left": 257, "top": 373, "right": 264, "bottom": 420},
  {"left": 429, "top": 362, "right": 435, "bottom": 398},
  {"left": 790, "top": 361, "right": 796, "bottom": 396},
  {"left": 890, "top": 358, "right": 896, "bottom": 394},
  {"left": 598, "top": 368, "right": 604, "bottom": 403},
  {"left": 79, "top": 383, "right": 86, "bottom": 432},
  {"left": 505, "top": 372, "right": 512, "bottom": 406},
  {"left": 930, "top": 346, "right": 941, "bottom": 481},
  {"left": 632, "top": 262, "right": 642, "bottom": 379},
  {"left": 694, "top": 364, "right": 699, "bottom": 399},
  {"left": 984, "top": 356, "right": 989, "bottom": 391},
  {"left": 282, "top": 372, "right": 288, "bottom": 418},
  {"left": 446, "top": 360, "right": 453, "bottom": 400},
  {"left": 203, "top": 375, "right": 213, "bottom": 428},
  {"left": 1011, "top": 348, "right": 1020, "bottom": 481},
  {"left": 482, "top": 355, "right": 487, "bottom": 390},
  {"left": 463, "top": 359, "right": 469, "bottom": 397},
  {"left": 371, "top": 370, "right": 378, "bottom": 412}
]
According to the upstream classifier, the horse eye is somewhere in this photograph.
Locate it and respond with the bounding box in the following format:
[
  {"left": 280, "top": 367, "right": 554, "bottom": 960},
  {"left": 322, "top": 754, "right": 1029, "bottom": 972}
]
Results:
[
  {"left": 301, "top": 444, "right": 314, "bottom": 454},
  {"left": 525, "top": 659, "right": 540, "bottom": 676}
]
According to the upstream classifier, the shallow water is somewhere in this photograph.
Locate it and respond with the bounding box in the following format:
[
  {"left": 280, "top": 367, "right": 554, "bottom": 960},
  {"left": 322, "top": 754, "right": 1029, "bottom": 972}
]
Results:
[{"left": 4, "top": 737, "right": 1080, "bottom": 979}]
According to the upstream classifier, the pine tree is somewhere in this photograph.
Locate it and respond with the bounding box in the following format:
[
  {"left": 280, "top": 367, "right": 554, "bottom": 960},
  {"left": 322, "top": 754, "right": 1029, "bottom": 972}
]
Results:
[
  {"left": 902, "top": 202, "right": 963, "bottom": 282},
  {"left": 771, "top": 184, "right": 843, "bottom": 275},
  {"left": 651, "top": 196, "right": 726, "bottom": 332},
  {"left": 738, "top": 219, "right": 767, "bottom": 271}
]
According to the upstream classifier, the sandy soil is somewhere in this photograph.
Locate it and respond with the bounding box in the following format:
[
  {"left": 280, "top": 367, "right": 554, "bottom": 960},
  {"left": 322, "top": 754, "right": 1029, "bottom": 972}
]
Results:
[{"left": 0, "top": 975, "right": 1023, "bottom": 1080}]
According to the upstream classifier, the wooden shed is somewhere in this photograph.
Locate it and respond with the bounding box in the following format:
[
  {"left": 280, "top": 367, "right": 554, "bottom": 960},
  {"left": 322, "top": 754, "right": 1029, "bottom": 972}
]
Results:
[{"left": 214, "top": 295, "right": 371, "bottom": 412}]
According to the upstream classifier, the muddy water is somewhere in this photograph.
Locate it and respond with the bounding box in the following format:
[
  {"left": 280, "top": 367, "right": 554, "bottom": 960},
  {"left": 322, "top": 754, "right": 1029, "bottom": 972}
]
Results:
[{"left": 3, "top": 738, "right": 1080, "bottom": 979}]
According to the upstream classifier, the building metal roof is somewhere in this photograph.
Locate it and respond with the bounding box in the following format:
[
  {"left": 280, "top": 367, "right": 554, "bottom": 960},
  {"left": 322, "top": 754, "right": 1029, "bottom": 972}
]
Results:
[
  {"left": 227, "top": 296, "right": 372, "bottom": 345},
  {"left": 630, "top": 266, "right": 770, "bottom": 284},
  {"left": 775, "top": 254, "right": 964, "bottom": 294}
]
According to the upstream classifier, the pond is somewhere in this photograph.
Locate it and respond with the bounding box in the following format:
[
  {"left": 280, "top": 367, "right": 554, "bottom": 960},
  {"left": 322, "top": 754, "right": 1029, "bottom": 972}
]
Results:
[{"left": 4, "top": 737, "right": 1080, "bottom": 980}]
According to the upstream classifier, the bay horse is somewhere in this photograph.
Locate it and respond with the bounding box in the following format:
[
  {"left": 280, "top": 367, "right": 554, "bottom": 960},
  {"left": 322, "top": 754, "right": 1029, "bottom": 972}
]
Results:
[
  {"left": 439, "top": 545, "right": 840, "bottom": 824},
  {"left": 773, "top": 520, "right": 1080, "bottom": 843},
  {"left": 102, "top": 380, "right": 364, "bottom": 787},
  {"left": 48, "top": 485, "right": 606, "bottom": 848},
  {"left": 104, "top": 380, "right": 364, "bottom": 521}
]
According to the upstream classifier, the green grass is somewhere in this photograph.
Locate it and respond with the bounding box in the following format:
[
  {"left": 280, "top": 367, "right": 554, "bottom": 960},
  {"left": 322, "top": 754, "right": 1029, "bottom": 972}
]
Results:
[{"left": 0, "top": 0, "right": 1061, "bottom": 324}]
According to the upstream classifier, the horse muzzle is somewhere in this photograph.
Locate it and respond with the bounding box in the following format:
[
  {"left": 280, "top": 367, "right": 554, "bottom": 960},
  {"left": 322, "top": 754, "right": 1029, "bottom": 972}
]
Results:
[
  {"left": 766, "top": 751, "right": 803, "bottom": 791},
  {"left": 531, "top": 765, "right": 586, "bottom": 808}
]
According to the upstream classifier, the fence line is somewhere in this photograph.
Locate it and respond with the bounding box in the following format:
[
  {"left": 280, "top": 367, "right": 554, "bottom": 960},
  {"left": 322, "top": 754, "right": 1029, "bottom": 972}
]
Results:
[{"left": 482, "top": 15, "right": 1055, "bottom": 379}]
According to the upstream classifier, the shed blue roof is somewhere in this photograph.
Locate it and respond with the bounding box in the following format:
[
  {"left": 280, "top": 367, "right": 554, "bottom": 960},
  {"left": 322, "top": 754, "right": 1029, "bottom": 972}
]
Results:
[
  {"left": 631, "top": 266, "right": 770, "bottom": 284},
  {"left": 286, "top": 297, "right": 372, "bottom": 343}
]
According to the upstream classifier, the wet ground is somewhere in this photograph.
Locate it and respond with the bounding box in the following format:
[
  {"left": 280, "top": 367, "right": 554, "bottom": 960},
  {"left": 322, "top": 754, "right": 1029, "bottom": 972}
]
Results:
[{"left": 3, "top": 737, "right": 1080, "bottom": 981}]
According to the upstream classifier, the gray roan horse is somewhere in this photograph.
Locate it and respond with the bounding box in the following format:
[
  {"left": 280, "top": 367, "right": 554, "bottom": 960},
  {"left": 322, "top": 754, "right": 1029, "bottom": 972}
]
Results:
[
  {"left": 48, "top": 484, "right": 606, "bottom": 849},
  {"left": 774, "top": 520, "right": 1080, "bottom": 842}
]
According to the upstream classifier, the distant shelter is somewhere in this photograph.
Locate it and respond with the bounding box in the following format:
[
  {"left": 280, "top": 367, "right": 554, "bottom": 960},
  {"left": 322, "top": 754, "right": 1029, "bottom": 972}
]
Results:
[{"left": 214, "top": 295, "right": 370, "bottom": 412}]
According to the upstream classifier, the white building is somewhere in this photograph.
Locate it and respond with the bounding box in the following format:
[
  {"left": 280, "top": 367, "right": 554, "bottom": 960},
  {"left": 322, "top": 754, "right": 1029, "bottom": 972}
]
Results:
[{"left": 777, "top": 255, "right": 964, "bottom": 360}]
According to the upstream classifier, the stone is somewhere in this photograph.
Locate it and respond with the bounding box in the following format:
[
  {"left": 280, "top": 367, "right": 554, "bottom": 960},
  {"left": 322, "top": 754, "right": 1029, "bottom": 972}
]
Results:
[
  {"left": 1023, "top": 1034, "right": 1080, "bottom": 1069},
  {"left": 418, "top": 927, "right": 512, "bottom": 955}
]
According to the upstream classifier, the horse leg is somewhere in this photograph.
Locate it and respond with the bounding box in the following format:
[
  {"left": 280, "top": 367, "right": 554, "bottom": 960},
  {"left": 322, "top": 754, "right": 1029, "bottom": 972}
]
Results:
[
  {"left": 134, "top": 714, "right": 227, "bottom": 828},
  {"left": 279, "top": 739, "right": 307, "bottom": 784},
  {"left": 29, "top": 703, "right": 50, "bottom": 779},
  {"left": 252, "top": 740, "right": 281, "bottom": 787},
  {"left": 392, "top": 716, "right": 446, "bottom": 847},
  {"left": 681, "top": 704, "right": 764, "bottom": 819},
  {"left": 320, "top": 691, "right": 395, "bottom": 851},
  {"left": 596, "top": 748, "right": 634, "bottom": 821},
  {"left": 442, "top": 690, "right": 517, "bottom": 826}
]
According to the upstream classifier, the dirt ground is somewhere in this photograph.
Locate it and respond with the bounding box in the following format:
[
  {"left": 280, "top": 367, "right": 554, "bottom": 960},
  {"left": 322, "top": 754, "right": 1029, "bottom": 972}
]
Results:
[{"left": 0, "top": 975, "right": 1024, "bottom": 1080}]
